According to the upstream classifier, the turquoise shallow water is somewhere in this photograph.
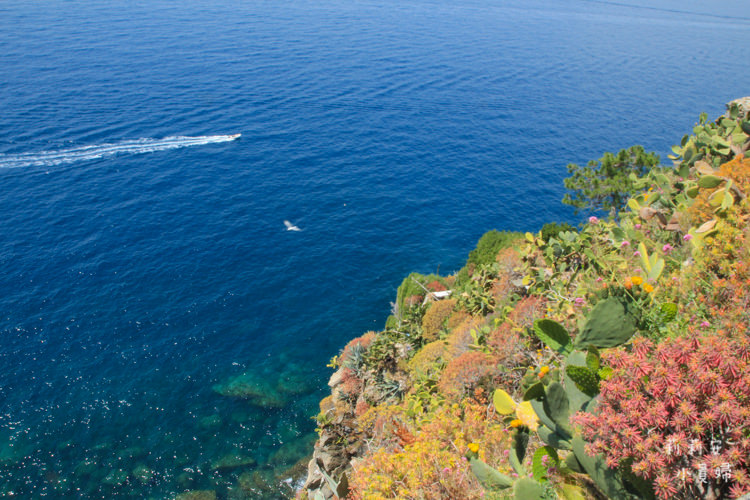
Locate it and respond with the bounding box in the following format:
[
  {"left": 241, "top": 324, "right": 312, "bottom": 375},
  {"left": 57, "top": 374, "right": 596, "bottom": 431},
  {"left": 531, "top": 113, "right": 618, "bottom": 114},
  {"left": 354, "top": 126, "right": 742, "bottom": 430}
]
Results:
[{"left": 0, "top": 0, "right": 748, "bottom": 497}]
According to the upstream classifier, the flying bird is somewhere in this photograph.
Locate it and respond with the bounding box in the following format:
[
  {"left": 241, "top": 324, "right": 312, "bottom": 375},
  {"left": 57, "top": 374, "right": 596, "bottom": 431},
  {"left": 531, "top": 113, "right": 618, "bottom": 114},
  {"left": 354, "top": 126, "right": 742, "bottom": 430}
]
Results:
[{"left": 284, "top": 220, "right": 302, "bottom": 231}]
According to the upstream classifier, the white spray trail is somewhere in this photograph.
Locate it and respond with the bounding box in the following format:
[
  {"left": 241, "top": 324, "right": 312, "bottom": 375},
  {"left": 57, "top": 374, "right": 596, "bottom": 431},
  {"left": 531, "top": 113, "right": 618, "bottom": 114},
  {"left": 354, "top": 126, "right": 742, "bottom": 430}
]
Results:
[{"left": 0, "top": 134, "right": 241, "bottom": 169}]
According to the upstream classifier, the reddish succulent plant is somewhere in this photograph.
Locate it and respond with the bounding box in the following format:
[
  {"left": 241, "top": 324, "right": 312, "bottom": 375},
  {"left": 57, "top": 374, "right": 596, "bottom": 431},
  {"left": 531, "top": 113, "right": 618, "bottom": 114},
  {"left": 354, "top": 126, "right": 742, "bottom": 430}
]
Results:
[
  {"left": 573, "top": 334, "right": 750, "bottom": 499},
  {"left": 437, "top": 351, "right": 502, "bottom": 401}
]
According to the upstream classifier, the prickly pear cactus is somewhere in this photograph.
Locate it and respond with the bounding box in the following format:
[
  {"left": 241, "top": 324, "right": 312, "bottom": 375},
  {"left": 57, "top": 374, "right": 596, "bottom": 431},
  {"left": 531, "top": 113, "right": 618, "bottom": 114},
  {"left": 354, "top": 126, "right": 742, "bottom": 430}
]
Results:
[
  {"left": 575, "top": 296, "right": 637, "bottom": 348},
  {"left": 571, "top": 436, "right": 637, "bottom": 500},
  {"left": 493, "top": 388, "right": 516, "bottom": 415},
  {"left": 529, "top": 381, "right": 574, "bottom": 452},
  {"left": 533, "top": 319, "right": 573, "bottom": 354},
  {"left": 537, "top": 424, "right": 571, "bottom": 450},
  {"left": 566, "top": 365, "right": 599, "bottom": 397},
  {"left": 544, "top": 382, "right": 571, "bottom": 434},
  {"left": 532, "top": 446, "right": 559, "bottom": 482},
  {"left": 509, "top": 429, "right": 529, "bottom": 475},
  {"left": 564, "top": 351, "right": 595, "bottom": 413},
  {"left": 469, "top": 457, "right": 514, "bottom": 490},
  {"left": 513, "top": 477, "right": 546, "bottom": 499}
]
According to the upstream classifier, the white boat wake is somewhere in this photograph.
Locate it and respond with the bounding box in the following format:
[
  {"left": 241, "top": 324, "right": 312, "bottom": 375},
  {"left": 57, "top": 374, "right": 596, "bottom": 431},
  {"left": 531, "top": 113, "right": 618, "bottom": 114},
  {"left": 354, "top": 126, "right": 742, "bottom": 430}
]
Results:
[{"left": 0, "top": 134, "right": 241, "bottom": 169}]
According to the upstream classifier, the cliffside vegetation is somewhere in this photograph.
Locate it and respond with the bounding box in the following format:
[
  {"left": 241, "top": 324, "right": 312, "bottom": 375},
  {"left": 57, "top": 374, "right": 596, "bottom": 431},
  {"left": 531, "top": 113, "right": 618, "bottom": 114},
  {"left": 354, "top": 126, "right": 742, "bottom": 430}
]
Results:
[{"left": 302, "top": 99, "right": 750, "bottom": 500}]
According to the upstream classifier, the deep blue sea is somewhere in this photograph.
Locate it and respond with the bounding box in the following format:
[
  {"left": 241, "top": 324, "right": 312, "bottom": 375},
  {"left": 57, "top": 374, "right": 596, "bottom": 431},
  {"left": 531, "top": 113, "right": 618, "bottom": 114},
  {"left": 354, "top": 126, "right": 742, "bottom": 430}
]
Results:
[{"left": 0, "top": 0, "right": 748, "bottom": 497}]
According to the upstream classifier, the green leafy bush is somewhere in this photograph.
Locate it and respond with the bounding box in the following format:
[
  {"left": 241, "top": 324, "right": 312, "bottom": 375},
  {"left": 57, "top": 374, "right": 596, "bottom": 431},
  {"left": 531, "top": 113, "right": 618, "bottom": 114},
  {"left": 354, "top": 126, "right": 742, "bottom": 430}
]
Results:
[
  {"left": 467, "top": 230, "right": 523, "bottom": 268},
  {"left": 563, "top": 145, "right": 660, "bottom": 217},
  {"left": 540, "top": 222, "right": 576, "bottom": 242},
  {"left": 396, "top": 272, "right": 446, "bottom": 313}
]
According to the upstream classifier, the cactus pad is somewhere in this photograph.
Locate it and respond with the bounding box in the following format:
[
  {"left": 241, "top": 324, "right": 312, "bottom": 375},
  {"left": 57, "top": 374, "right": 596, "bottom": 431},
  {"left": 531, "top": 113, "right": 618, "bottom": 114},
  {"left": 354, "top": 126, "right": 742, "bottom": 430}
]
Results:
[
  {"left": 533, "top": 319, "right": 573, "bottom": 354},
  {"left": 659, "top": 302, "right": 677, "bottom": 323},
  {"left": 493, "top": 388, "right": 516, "bottom": 415},
  {"left": 571, "top": 436, "right": 634, "bottom": 500},
  {"left": 537, "top": 425, "right": 571, "bottom": 450},
  {"left": 697, "top": 174, "right": 724, "bottom": 188},
  {"left": 509, "top": 429, "right": 529, "bottom": 475},
  {"left": 586, "top": 347, "right": 600, "bottom": 372},
  {"left": 513, "top": 477, "right": 546, "bottom": 499},
  {"left": 566, "top": 365, "right": 599, "bottom": 397},
  {"left": 469, "top": 457, "right": 514, "bottom": 490},
  {"left": 575, "top": 296, "right": 637, "bottom": 348},
  {"left": 544, "top": 382, "right": 571, "bottom": 433},
  {"left": 523, "top": 381, "right": 545, "bottom": 401},
  {"left": 516, "top": 400, "right": 540, "bottom": 431},
  {"left": 532, "top": 446, "right": 559, "bottom": 482}
]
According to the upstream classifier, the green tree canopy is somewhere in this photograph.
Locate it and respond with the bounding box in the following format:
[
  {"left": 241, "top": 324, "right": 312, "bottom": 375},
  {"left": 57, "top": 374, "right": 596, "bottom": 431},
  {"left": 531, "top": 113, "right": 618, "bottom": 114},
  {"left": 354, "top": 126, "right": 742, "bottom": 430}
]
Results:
[{"left": 562, "top": 145, "right": 660, "bottom": 217}]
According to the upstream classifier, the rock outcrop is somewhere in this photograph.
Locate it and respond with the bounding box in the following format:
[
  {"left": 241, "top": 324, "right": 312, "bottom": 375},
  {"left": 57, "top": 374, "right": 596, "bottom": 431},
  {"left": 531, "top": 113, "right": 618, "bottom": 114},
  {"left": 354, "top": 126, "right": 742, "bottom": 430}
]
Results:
[{"left": 300, "top": 330, "right": 411, "bottom": 499}]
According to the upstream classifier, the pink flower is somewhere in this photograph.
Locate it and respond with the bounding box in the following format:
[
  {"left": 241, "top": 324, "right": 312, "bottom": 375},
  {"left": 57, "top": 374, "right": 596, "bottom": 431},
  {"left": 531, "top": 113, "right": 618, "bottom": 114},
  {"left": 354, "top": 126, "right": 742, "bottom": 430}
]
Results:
[
  {"left": 635, "top": 224, "right": 642, "bottom": 229},
  {"left": 633, "top": 250, "right": 641, "bottom": 257},
  {"left": 662, "top": 244, "right": 674, "bottom": 253},
  {"left": 596, "top": 277, "right": 603, "bottom": 282},
  {"left": 701, "top": 321, "right": 710, "bottom": 328},
  {"left": 683, "top": 234, "right": 693, "bottom": 241},
  {"left": 574, "top": 297, "right": 585, "bottom": 306},
  {"left": 621, "top": 240, "right": 630, "bottom": 248},
  {"left": 442, "top": 467, "right": 451, "bottom": 474},
  {"left": 588, "top": 216, "right": 599, "bottom": 224}
]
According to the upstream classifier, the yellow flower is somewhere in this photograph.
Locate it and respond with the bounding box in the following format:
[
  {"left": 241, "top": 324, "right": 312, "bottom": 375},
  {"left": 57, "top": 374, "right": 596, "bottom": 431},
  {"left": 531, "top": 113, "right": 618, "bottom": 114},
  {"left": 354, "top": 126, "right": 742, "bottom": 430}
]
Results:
[
  {"left": 643, "top": 283, "right": 654, "bottom": 293},
  {"left": 631, "top": 276, "right": 643, "bottom": 286},
  {"left": 467, "top": 443, "right": 479, "bottom": 454},
  {"left": 509, "top": 419, "right": 524, "bottom": 428},
  {"left": 539, "top": 365, "right": 550, "bottom": 378}
]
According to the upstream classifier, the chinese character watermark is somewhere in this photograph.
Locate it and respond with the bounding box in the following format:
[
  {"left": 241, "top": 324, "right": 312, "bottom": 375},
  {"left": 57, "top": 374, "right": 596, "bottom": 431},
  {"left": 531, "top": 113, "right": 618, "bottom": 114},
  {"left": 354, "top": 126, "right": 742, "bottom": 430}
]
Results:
[
  {"left": 698, "top": 463, "right": 708, "bottom": 484},
  {"left": 711, "top": 438, "right": 722, "bottom": 456},
  {"left": 716, "top": 463, "right": 732, "bottom": 482}
]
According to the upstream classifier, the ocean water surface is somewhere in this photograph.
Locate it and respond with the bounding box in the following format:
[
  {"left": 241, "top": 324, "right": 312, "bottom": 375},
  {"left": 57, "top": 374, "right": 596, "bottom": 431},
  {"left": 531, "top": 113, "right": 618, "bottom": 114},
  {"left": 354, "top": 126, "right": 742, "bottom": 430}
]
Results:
[{"left": 0, "top": 0, "right": 748, "bottom": 497}]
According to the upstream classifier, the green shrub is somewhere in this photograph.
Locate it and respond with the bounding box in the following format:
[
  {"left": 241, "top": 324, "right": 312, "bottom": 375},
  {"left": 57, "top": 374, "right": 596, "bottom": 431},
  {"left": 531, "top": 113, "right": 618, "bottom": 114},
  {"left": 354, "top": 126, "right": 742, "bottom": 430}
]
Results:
[
  {"left": 455, "top": 230, "right": 522, "bottom": 288},
  {"left": 467, "top": 230, "right": 523, "bottom": 268},
  {"left": 540, "top": 222, "right": 576, "bottom": 242},
  {"left": 396, "top": 272, "right": 447, "bottom": 313},
  {"left": 562, "top": 145, "right": 660, "bottom": 217},
  {"left": 384, "top": 315, "right": 398, "bottom": 330},
  {"left": 454, "top": 267, "right": 470, "bottom": 287}
]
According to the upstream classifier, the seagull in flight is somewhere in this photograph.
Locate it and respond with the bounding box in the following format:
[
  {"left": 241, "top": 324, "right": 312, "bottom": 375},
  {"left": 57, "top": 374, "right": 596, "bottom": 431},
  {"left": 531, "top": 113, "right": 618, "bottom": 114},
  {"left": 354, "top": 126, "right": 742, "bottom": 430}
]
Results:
[{"left": 284, "top": 220, "right": 302, "bottom": 231}]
